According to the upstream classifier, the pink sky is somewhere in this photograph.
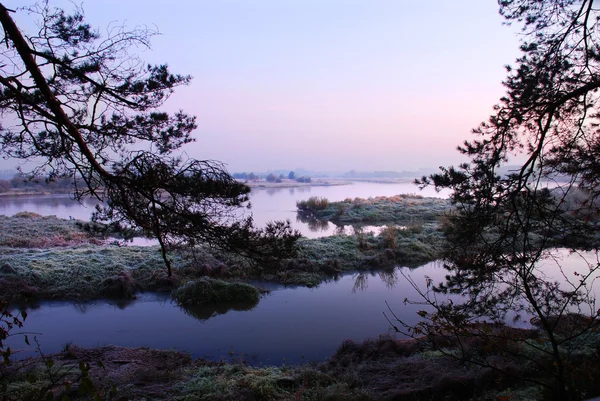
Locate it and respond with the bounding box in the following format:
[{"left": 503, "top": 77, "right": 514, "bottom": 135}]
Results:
[{"left": 5, "top": 0, "right": 521, "bottom": 173}]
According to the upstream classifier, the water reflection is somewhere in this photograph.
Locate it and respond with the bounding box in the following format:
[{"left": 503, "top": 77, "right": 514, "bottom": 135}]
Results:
[
  {"left": 0, "top": 194, "right": 99, "bottom": 220},
  {"left": 296, "top": 213, "right": 330, "bottom": 232},
  {"left": 379, "top": 270, "right": 399, "bottom": 289},
  {"left": 180, "top": 299, "right": 260, "bottom": 321},
  {"left": 295, "top": 211, "right": 398, "bottom": 236},
  {"left": 352, "top": 273, "right": 368, "bottom": 293},
  {"left": 71, "top": 298, "right": 138, "bottom": 312},
  {"left": 13, "top": 294, "right": 259, "bottom": 323},
  {"left": 334, "top": 224, "right": 346, "bottom": 236},
  {"left": 6, "top": 262, "right": 449, "bottom": 364},
  {"left": 264, "top": 186, "right": 319, "bottom": 197},
  {"left": 12, "top": 294, "right": 170, "bottom": 315},
  {"left": 0, "top": 182, "right": 448, "bottom": 239},
  {"left": 351, "top": 269, "right": 400, "bottom": 293},
  {"left": 256, "top": 186, "right": 313, "bottom": 196}
]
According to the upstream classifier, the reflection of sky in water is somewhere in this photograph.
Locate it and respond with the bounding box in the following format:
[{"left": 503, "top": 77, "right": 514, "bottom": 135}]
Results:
[
  {"left": 0, "top": 194, "right": 99, "bottom": 220},
  {"left": 10, "top": 250, "right": 593, "bottom": 365},
  {"left": 7, "top": 261, "right": 448, "bottom": 365},
  {"left": 0, "top": 182, "right": 449, "bottom": 238},
  {"left": 4, "top": 251, "right": 597, "bottom": 365}
]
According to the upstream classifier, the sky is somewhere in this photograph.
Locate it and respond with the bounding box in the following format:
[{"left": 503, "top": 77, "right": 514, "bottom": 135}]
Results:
[{"left": 4, "top": 0, "right": 522, "bottom": 173}]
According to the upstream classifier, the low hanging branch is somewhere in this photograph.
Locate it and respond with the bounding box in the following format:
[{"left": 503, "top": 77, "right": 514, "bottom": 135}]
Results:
[
  {"left": 410, "top": 1, "right": 600, "bottom": 399},
  {"left": 0, "top": 2, "right": 300, "bottom": 276}
]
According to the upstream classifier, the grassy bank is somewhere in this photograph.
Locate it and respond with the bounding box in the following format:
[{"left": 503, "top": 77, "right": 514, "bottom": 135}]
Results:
[
  {"left": 4, "top": 330, "right": 592, "bottom": 401},
  {"left": 0, "top": 243, "right": 257, "bottom": 302},
  {"left": 0, "top": 213, "right": 445, "bottom": 301},
  {"left": 266, "top": 223, "right": 444, "bottom": 286}
]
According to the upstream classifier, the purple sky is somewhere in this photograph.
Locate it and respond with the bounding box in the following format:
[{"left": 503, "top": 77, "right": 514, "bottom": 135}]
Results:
[{"left": 6, "top": 1, "right": 521, "bottom": 173}]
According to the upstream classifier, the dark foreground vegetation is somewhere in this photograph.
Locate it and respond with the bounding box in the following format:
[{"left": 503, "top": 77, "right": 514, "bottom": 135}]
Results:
[{"left": 4, "top": 330, "right": 599, "bottom": 401}]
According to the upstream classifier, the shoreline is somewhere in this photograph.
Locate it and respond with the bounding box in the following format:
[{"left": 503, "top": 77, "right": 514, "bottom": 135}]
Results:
[
  {"left": 243, "top": 177, "right": 419, "bottom": 189},
  {"left": 1, "top": 330, "right": 546, "bottom": 401},
  {"left": 0, "top": 190, "right": 73, "bottom": 197},
  {"left": 0, "top": 177, "right": 419, "bottom": 197}
]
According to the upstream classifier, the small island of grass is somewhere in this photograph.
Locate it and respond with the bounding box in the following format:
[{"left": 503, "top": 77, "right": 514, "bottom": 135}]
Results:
[{"left": 297, "top": 194, "right": 451, "bottom": 224}]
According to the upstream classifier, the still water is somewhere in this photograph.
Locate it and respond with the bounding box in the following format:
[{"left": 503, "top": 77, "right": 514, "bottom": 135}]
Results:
[
  {"left": 7, "top": 263, "right": 447, "bottom": 365},
  {"left": 8, "top": 249, "right": 596, "bottom": 365},
  {"left": 0, "top": 181, "right": 449, "bottom": 238}
]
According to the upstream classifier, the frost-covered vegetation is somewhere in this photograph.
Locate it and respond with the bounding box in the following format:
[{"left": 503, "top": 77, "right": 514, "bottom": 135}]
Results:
[
  {"left": 6, "top": 332, "right": 593, "bottom": 401},
  {"left": 0, "top": 212, "right": 106, "bottom": 248},
  {"left": 297, "top": 194, "right": 451, "bottom": 224},
  {"left": 266, "top": 224, "right": 444, "bottom": 286},
  {"left": 0, "top": 213, "right": 445, "bottom": 301},
  {"left": 172, "top": 277, "right": 261, "bottom": 306}
]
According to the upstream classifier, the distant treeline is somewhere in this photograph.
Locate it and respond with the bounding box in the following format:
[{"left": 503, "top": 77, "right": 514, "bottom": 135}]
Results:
[
  {"left": 232, "top": 171, "right": 311, "bottom": 183},
  {"left": 342, "top": 170, "right": 421, "bottom": 179},
  {"left": 0, "top": 174, "right": 82, "bottom": 194}
]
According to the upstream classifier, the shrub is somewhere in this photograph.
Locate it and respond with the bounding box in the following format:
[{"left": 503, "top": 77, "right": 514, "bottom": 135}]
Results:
[
  {"left": 380, "top": 225, "right": 397, "bottom": 249},
  {"left": 172, "top": 277, "right": 260, "bottom": 306},
  {"left": 296, "top": 197, "right": 329, "bottom": 212},
  {"left": 295, "top": 176, "right": 311, "bottom": 183}
]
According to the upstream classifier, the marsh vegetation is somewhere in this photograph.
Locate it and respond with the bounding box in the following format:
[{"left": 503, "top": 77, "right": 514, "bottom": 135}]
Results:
[
  {"left": 7, "top": 331, "right": 598, "bottom": 401},
  {"left": 0, "top": 204, "right": 446, "bottom": 302},
  {"left": 297, "top": 194, "right": 450, "bottom": 225},
  {"left": 3, "top": 0, "right": 600, "bottom": 398}
]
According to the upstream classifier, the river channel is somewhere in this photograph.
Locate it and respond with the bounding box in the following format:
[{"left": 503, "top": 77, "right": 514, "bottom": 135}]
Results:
[{"left": 2, "top": 181, "right": 593, "bottom": 365}]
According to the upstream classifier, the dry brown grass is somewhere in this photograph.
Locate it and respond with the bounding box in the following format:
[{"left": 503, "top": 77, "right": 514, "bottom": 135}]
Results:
[
  {"left": 323, "top": 335, "right": 533, "bottom": 401},
  {"left": 2, "top": 345, "right": 193, "bottom": 400}
]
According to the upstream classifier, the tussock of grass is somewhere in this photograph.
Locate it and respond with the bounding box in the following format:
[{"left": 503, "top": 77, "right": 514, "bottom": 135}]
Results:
[
  {"left": 296, "top": 196, "right": 329, "bottom": 212},
  {"left": 172, "top": 277, "right": 260, "bottom": 306}
]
